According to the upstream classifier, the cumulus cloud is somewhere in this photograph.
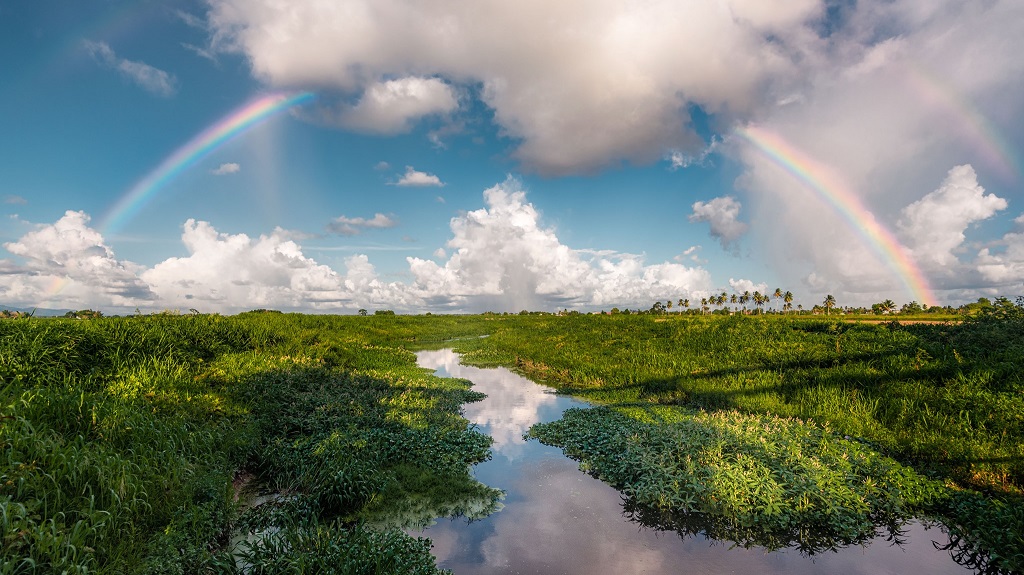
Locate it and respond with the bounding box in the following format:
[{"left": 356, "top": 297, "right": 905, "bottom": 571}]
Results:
[
  {"left": 205, "top": 0, "right": 826, "bottom": 174},
  {"left": 974, "top": 213, "right": 1024, "bottom": 289},
  {"left": 211, "top": 162, "right": 240, "bottom": 175},
  {"left": 689, "top": 196, "right": 749, "bottom": 251},
  {"left": 728, "top": 277, "right": 768, "bottom": 296},
  {"left": 83, "top": 40, "right": 177, "bottom": 97},
  {"left": 898, "top": 164, "right": 1006, "bottom": 267},
  {"left": 732, "top": 2, "right": 1024, "bottom": 304},
  {"left": 406, "top": 177, "right": 713, "bottom": 311},
  {"left": 1, "top": 211, "right": 154, "bottom": 308},
  {"left": 976, "top": 232, "right": 1024, "bottom": 288},
  {"left": 141, "top": 221, "right": 347, "bottom": 309},
  {"left": 327, "top": 213, "right": 396, "bottom": 236},
  {"left": 2, "top": 179, "right": 716, "bottom": 313},
  {"left": 0, "top": 214, "right": 407, "bottom": 313},
  {"left": 331, "top": 77, "right": 458, "bottom": 134},
  {"left": 3, "top": 195, "right": 27, "bottom": 205},
  {"left": 394, "top": 166, "right": 444, "bottom": 187}
]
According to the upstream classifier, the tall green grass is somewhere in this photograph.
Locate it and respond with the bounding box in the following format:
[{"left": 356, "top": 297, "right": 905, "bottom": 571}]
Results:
[
  {"left": 452, "top": 310, "right": 1024, "bottom": 572},
  {"left": 1, "top": 313, "right": 498, "bottom": 573}
]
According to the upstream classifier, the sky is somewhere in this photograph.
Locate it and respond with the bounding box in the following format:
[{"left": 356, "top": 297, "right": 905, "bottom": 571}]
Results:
[{"left": 1, "top": 0, "right": 1023, "bottom": 314}]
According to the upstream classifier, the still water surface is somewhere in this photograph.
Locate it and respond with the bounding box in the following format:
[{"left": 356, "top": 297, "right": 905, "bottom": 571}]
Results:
[{"left": 414, "top": 349, "right": 973, "bottom": 575}]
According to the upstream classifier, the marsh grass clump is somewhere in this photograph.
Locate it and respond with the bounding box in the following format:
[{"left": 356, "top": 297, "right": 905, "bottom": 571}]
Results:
[
  {"left": 1, "top": 313, "right": 500, "bottom": 573},
  {"left": 236, "top": 521, "right": 446, "bottom": 575},
  {"left": 529, "top": 405, "right": 944, "bottom": 553},
  {"left": 454, "top": 311, "right": 1024, "bottom": 571}
]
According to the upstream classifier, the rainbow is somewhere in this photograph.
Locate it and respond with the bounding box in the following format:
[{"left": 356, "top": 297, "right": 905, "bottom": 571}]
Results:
[
  {"left": 99, "top": 91, "right": 315, "bottom": 234},
  {"left": 904, "top": 63, "right": 1020, "bottom": 184},
  {"left": 735, "top": 125, "right": 936, "bottom": 306}
]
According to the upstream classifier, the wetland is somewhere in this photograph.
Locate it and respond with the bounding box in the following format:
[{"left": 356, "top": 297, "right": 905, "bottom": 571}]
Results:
[{"left": 2, "top": 310, "right": 1022, "bottom": 573}]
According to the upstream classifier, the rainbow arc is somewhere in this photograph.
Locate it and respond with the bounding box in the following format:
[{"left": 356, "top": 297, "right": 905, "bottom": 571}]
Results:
[{"left": 735, "top": 125, "right": 936, "bottom": 306}]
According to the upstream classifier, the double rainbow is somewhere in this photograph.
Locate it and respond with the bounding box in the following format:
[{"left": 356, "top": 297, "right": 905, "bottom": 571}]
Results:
[
  {"left": 99, "top": 91, "right": 315, "bottom": 234},
  {"left": 736, "top": 125, "right": 936, "bottom": 306}
]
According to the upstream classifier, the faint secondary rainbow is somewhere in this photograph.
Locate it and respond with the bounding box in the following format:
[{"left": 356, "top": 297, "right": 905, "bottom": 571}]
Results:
[
  {"left": 99, "top": 91, "right": 315, "bottom": 235},
  {"left": 904, "top": 63, "right": 1020, "bottom": 184},
  {"left": 735, "top": 125, "right": 936, "bottom": 306}
]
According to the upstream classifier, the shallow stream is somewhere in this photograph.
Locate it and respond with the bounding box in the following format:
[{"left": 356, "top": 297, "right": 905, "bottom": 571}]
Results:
[{"left": 414, "top": 348, "right": 974, "bottom": 575}]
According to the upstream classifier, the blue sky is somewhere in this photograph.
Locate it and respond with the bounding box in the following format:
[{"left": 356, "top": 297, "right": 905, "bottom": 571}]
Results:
[{"left": 2, "top": 1, "right": 1022, "bottom": 314}]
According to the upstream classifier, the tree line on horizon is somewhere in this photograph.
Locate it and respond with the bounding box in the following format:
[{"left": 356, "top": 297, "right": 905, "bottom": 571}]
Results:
[{"left": 633, "top": 292, "right": 1010, "bottom": 317}]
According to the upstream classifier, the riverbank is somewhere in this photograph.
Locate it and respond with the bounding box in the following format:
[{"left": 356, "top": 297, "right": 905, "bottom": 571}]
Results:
[
  {"left": 3, "top": 311, "right": 1022, "bottom": 572},
  {"left": 450, "top": 312, "right": 1024, "bottom": 572},
  {"left": 0, "top": 313, "right": 497, "bottom": 573}
]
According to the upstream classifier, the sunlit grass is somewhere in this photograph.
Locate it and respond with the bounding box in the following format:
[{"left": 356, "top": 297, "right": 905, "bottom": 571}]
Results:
[
  {"left": 1, "top": 313, "right": 498, "bottom": 573},
  {"left": 4, "top": 308, "right": 1021, "bottom": 572},
  {"left": 453, "top": 310, "right": 1024, "bottom": 572}
]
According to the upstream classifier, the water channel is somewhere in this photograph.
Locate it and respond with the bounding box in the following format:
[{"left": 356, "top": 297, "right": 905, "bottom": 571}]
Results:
[{"left": 414, "top": 348, "right": 974, "bottom": 575}]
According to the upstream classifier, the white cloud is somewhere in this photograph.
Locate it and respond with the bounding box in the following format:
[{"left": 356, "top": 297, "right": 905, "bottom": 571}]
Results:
[
  {"left": 83, "top": 40, "right": 178, "bottom": 97},
  {"left": 976, "top": 232, "right": 1024, "bottom": 288},
  {"left": 406, "top": 177, "right": 713, "bottom": 311},
  {"left": 728, "top": 277, "right": 768, "bottom": 296},
  {"left": 674, "top": 245, "right": 705, "bottom": 264},
  {"left": 327, "top": 213, "right": 396, "bottom": 236},
  {"left": 3, "top": 195, "right": 27, "bottom": 205},
  {"left": 729, "top": 1, "right": 1024, "bottom": 305},
  {"left": 898, "top": 164, "right": 1006, "bottom": 267},
  {"left": 331, "top": 77, "right": 458, "bottom": 134},
  {"left": 1, "top": 211, "right": 153, "bottom": 307},
  {"left": 1, "top": 181, "right": 714, "bottom": 313},
  {"left": 374, "top": 161, "right": 391, "bottom": 171},
  {"left": 668, "top": 136, "right": 721, "bottom": 170},
  {"left": 395, "top": 166, "right": 444, "bottom": 187},
  {"left": 141, "top": 221, "right": 349, "bottom": 309},
  {"left": 211, "top": 162, "right": 241, "bottom": 175},
  {"left": 688, "top": 196, "right": 749, "bottom": 250},
  {"left": 205, "top": 0, "right": 825, "bottom": 175}
]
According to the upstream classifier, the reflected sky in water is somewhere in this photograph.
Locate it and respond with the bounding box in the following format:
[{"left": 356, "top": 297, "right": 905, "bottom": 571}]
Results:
[{"left": 415, "top": 349, "right": 972, "bottom": 575}]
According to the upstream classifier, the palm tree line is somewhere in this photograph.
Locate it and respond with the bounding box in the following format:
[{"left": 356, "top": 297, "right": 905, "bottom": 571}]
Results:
[
  {"left": 655, "top": 288, "right": 798, "bottom": 315},
  {"left": 650, "top": 293, "right": 996, "bottom": 317}
]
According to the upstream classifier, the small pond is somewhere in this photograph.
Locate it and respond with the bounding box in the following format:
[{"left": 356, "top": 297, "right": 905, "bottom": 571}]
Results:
[{"left": 414, "top": 349, "right": 975, "bottom": 575}]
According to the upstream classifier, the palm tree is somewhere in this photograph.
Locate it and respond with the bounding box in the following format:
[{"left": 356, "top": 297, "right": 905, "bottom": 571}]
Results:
[
  {"left": 783, "top": 290, "right": 794, "bottom": 313},
  {"left": 753, "top": 291, "right": 764, "bottom": 314},
  {"left": 740, "top": 291, "right": 751, "bottom": 313},
  {"left": 678, "top": 298, "right": 685, "bottom": 313},
  {"left": 700, "top": 297, "right": 708, "bottom": 315},
  {"left": 666, "top": 300, "right": 673, "bottom": 312},
  {"left": 823, "top": 294, "right": 836, "bottom": 315},
  {"left": 881, "top": 299, "right": 896, "bottom": 314},
  {"left": 773, "top": 288, "right": 783, "bottom": 312},
  {"left": 682, "top": 299, "right": 690, "bottom": 313}
]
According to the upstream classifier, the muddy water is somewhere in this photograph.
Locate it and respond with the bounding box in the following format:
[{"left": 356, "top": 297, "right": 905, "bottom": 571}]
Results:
[{"left": 414, "top": 349, "right": 974, "bottom": 575}]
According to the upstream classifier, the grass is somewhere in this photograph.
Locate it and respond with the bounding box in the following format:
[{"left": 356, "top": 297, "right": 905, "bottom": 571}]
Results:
[
  {"left": 1, "top": 312, "right": 499, "bottom": 573},
  {"left": 529, "top": 405, "right": 943, "bottom": 553},
  {"left": 3, "top": 306, "right": 1023, "bottom": 572},
  {"left": 450, "top": 306, "right": 1024, "bottom": 572}
]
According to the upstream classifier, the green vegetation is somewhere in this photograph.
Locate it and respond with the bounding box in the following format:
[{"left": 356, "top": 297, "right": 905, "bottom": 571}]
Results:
[
  {"left": 3, "top": 302, "right": 1023, "bottom": 572},
  {"left": 530, "top": 406, "right": 942, "bottom": 553},
  {"left": 1, "top": 312, "right": 499, "bottom": 573},
  {"left": 450, "top": 302, "right": 1024, "bottom": 571}
]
